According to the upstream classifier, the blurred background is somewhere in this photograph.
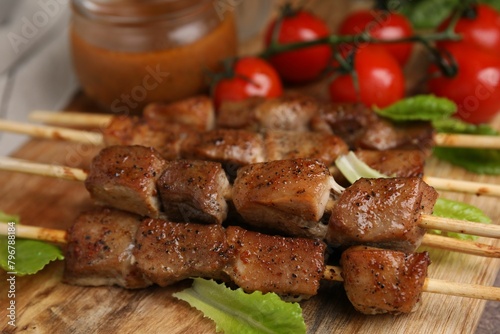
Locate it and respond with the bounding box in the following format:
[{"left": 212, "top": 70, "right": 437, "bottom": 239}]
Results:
[{"left": 0, "top": 0, "right": 375, "bottom": 155}]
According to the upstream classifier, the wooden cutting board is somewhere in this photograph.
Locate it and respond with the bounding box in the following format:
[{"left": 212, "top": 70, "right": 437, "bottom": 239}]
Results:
[
  {"left": 1, "top": 3, "right": 500, "bottom": 332},
  {"left": 0, "top": 101, "right": 499, "bottom": 334}
]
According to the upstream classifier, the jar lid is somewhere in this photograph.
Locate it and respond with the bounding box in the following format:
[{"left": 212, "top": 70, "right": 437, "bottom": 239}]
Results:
[{"left": 73, "top": 0, "right": 211, "bottom": 24}]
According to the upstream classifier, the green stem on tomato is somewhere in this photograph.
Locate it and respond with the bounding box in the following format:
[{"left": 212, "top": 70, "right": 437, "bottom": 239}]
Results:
[
  {"left": 442, "top": 0, "right": 477, "bottom": 34},
  {"left": 260, "top": 29, "right": 461, "bottom": 58}
]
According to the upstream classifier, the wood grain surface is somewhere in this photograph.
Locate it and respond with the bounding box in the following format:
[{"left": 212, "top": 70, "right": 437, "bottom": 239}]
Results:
[{"left": 1, "top": 1, "right": 500, "bottom": 333}]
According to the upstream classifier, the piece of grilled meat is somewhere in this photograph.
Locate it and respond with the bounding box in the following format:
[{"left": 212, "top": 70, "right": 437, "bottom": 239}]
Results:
[
  {"left": 134, "top": 219, "right": 229, "bottom": 287},
  {"left": 326, "top": 177, "right": 438, "bottom": 253},
  {"left": 232, "top": 159, "right": 338, "bottom": 238},
  {"left": 217, "top": 93, "right": 320, "bottom": 132},
  {"left": 85, "top": 145, "right": 166, "bottom": 218},
  {"left": 64, "top": 207, "right": 151, "bottom": 288},
  {"left": 224, "top": 226, "right": 326, "bottom": 300},
  {"left": 157, "top": 160, "right": 231, "bottom": 224},
  {"left": 341, "top": 246, "right": 430, "bottom": 315}
]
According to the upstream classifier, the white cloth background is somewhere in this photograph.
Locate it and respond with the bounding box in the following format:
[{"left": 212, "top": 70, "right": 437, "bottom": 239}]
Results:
[{"left": 0, "top": 0, "right": 78, "bottom": 156}]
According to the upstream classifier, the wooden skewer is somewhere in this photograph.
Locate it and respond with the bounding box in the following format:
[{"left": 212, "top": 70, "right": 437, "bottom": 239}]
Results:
[
  {"left": 1, "top": 156, "right": 499, "bottom": 243},
  {"left": 421, "top": 234, "right": 500, "bottom": 258},
  {"left": 28, "top": 110, "right": 500, "bottom": 149},
  {"left": 0, "top": 221, "right": 67, "bottom": 244},
  {"left": 0, "top": 157, "right": 87, "bottom": 181},
  {"left": 2, "top": 119, "right": 500, "bottom": 197},
  {"left": 30, "top": 110, "right": 112, "bottom": 128},
  {"left": 0, "top": 119, "right": 104, "bottom": 145},
  {"left": 423, "top": 176, "right": 500, "bottom": 197},
  {"left": 434, "top": 133, "right": 500, "bottom": 149},
  {"left": 420, "top": 215, "right": 500, "bottom": 239},
  {"left": 1, "top": 221, "right": 498, "bottom": 301}
]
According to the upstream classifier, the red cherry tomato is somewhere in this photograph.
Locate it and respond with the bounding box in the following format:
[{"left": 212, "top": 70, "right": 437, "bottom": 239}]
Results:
[
  {"left": 437, "top": 4, "right": 500, "bottom": 55},
  {"left": 338, "top": 9, "right": 414, "bottom": 66},
  {"left": 213, "top": 57, "right": 283, "bottom": 108},
  {"left": 329, "top": 46, "right": 405, "bottom": 108},
  {"left": 428, "top": 44, "right": 500, "bottom": 124},
  {"left": 264, "top": 10, "right": 332, "bottom": 83}
]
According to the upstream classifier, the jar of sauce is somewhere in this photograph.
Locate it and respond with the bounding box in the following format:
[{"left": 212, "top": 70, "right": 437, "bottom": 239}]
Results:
[{"left": 70, "top": 0, "right": 238, "bottom": 114}]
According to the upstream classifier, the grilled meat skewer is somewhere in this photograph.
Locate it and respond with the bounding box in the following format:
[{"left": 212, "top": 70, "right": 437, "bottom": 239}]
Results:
[
  {"left": 3, "top": 209, "right": 499, "bottom": 317},
  {"left": 2, "top": 146, "right": 499, "bottom": 256},
  {"left": 65, "top": 207, "right": 429, "bottom": 311},
  {"left": 65, "top": 207, "right": 326, "bottom": 300},
  {"left": 84, "top": 145, "right": 437, "bottom": 244},
  {"left": 50, "top": 208, "right": 464, "bottom": 314}
]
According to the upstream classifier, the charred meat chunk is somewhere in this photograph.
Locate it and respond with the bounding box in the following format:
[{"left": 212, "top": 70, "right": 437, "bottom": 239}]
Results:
[
  {"left": 180, "top": 129, "right": 266, "bottom": 169},
  {"left": 233, "top": 159, "right": 335, "bottom": 238},
  {"left": 356, "top": 119, "right": 435, "bottom": 153},
  {"left": 217, "top": 93, "right": 320, "bottom": 132},
  {"left": 143, "top": 95, "right": 215, "bottom": 131},
  {"left": 311, "top": 103, "right": 376, "bottom": 147},
  {"left": 103, "top": 116, "right": 193, "bottom": 160},
  {"left": 355, "top": 149, "right": 426, "bottom": 178},
  {"left": 157, "top": 160, "right": 231, "bottom": 224},
  {"left": 341, "top": 246, "right": 430, "bottom": 315},
  {"left": 326, "top": 177, "right": 438, "bottom": 253},
  {"left": 134, "top": 219, "right": 229, "bottom": 287},
  {"left": 264, "top": 130, "right": 349, "bottom": 166},
  {"left": 85, "top": 145, "right": 166, "bottom": 218},
  {"left": 223, "top": 226, "right": 326, "bottom": 299},
  {"left": 64, "top": 207, "right": 151, "bottom": 289},
  {"left": 312, "top": 103, "right": 435, "bottom": 153}
]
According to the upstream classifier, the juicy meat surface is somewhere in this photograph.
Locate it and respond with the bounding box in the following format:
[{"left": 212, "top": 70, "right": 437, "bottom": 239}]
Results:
[
  {"left": 217, "top": 93, "right": 320, "bottom": 131},
  {"left": 223, "top": 226, "right": 326, "bottom": 299},
  {"left": 355, "top": 149, "right": 426, "bottom": 178},
  {"left": 232, "top": 159, "right": 334, "bottom": 238},
  {"left": 134, "top": 219, "right": 229, "bottom": 287},
  {"left": 157, "top": 160, "right": 231, "bottom": 224},
  {"left": 356, "top": 119, "right": 435, "bottom": 152},
  {"left": 103, "top": 116, "right": 194, "bottom": 160},
  {"left": 264, "top": 130, "right": 349, "bottom": 166},
  {"left": 311, "top": 103, "right": 376, "bottom": 147},
  {"left": 326, "top": 177, "right": 438, "bottom": 253},
  {"left": 143, "top": 95, "right": 215, "bottom": 131},
  {"left": 311, "top": 103, "right": 436, "bottom": 152},
  {"left": 180, "top": 129, "right": 266, "bottom": 169},
  {"left": 216, "top": 96, "right": 265, "bottom": 130},
  {"left": 64, "top": 207, "right": 151, "bottom": 289},
  {"left": 85, "top": 145, "right": 166, "bottom": 218},
  {"left": 341, "top": 246, "right": 431, "bottom": 315}
]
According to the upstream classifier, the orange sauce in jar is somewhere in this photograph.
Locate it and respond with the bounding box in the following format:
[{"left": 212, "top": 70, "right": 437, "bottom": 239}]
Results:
[{"left": 70, "top": 0, "right": 237, "bottom": 114}]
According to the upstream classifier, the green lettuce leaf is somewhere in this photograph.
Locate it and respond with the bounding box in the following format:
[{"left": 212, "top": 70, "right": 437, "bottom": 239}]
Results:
[
  {"left": 432, "top": 147, "right": 500, "bottom": 174},
  {"left": 432, "top": 118, "right": 500, "bottom": 175},
  {"left": 432, "top": 118, "right": 499, "bottom": 135},
  {"left": 398, "top": 0, "right": 500, "bottom": 29},
  {"left": 335, "top": 152, "right": 388, "bottom": 183},
  {"left": 0, "top": 212, "right": 64, "bottom": 275},
  {"left": 173, "top": 278, "right": 306, "bottom": 334},
  {"left": 374, "top": 95, "right": 456, "bottom": 121},
  {"left": 398, "top": 0, "right": 460, "bottom": 29},
  {"left": 430, "top": 198, "right": 492, "bottom": 240}
]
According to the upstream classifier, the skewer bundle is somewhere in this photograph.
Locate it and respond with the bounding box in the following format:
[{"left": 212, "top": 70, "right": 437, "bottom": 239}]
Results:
[
  {"left": 0, "top": 94, "right": 499, "bottom": 328},
  {"left": 24, "top": 94, "right": 500, "bottom": 150},
  {"left": 1, "top": 95, "right": 500, "bottom": 197}
]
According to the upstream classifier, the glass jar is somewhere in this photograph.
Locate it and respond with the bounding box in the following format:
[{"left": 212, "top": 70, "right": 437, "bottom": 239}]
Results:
[{"left": 70, "top": 0, "right": 238, "bottom": 114}]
